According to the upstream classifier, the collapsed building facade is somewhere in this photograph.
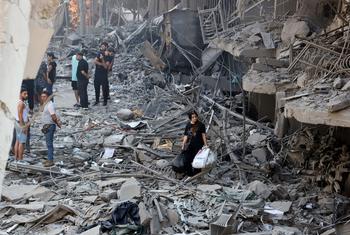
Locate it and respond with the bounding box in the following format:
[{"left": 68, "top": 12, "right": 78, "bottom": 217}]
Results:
[{"left": 1, "top": 0, "right": 350, "bottom": 234}]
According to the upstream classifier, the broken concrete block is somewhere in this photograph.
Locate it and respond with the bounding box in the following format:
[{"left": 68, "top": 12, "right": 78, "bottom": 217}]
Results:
[
  {"left": 1, "top": 184, "right": 38, "bottom": 201},
  {"left": 281, "top": 18, "right": 310, "bottom": 45},
  {"left": 239, "top": 48, "right": 276, "bottom": 58},
  {"left": 247, "top": 35, "right": 262, "bottom": 44},
  {"left": 100, "top": 189, "right": 118, "bottom": 201},
  {"left": 260, "top": 32, "right": 275, "bottom": 49},
  {"left": 83, "top": 196, "right": 98, "bottom": 203},
  {"left": 266, "top": 201, "right": 292, "bottom": 213},
  {"left": 327, "top": 93, "right": 350, "bottom": 113},
  {"left": 251, "top": 63, "right": 274, "bottom": 72},
  {"left": 333, "top": 77, "right": 344, "bottom": 89},
  {"left": 139, "top": 202, "right": 152, "bottom": 225},
  {"left": 65, "top": 32, "right": 81, "bottom": 45},
  {"left": 296, "top": 73, "right": 308, "bottom": 88},
  {"left": 197, "top": 184, "right": 222, "bottom": 192},
  {"left": 341, "top": 80, "right": 350, "bottom": 91},
  {"left": 103, "top": 134, "right": 125, "bottom": 146},
  {"left": 80, "top": 225, "right": 100, "bottom": 235},
  {"left": 257, "top": 58, "right": 288, "bottom": 68},
  {"left": 272, "top": 226, "right": 302, "bottom": 235},
  {"left": 166, "top": 209, "right": 179, "bottom": 225},
  {"left": 248, "top": 180, "right": 271, "bottom": 199},
  {"left": 149, "top": 72, "right": 166, "bottom": 89},
  {"left": 156, "top": 159, "right": 170, "bottom": 168},
  {"left": 187, "top": 216, "right": 208, "bottom": 229},
  {"left": 118, "top": 177, "right": 141, "bottom": 200},
  {"left": 116, "top": 108, "right": 134, "bottom": 121},
  {"left": 251, "top": 148, "right": 267, "bottom": 163},
  {"left": 247, "top": 133, "right": 267, "bottom": 146}
]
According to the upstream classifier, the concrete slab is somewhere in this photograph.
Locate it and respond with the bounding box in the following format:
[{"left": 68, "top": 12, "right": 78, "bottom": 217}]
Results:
[
  {"left": 243, "top": 69, "right": 297, "bottom": 95},
  {"left": 118, "top": 177, "right": 141, "bottom": 200},
  {"left": 285, "top": 94, "right": 350, "bottom": 128}
]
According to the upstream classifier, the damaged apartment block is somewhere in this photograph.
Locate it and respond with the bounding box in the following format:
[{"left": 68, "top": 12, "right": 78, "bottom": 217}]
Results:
[{"left": 2, "top": 0, "right": 350, "bottom": 235}]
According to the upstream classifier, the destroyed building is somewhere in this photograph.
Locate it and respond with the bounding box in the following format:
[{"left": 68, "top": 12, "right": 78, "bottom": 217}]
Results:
[{"left": 2, "top": 0, "right": 350, "bottom": 234}]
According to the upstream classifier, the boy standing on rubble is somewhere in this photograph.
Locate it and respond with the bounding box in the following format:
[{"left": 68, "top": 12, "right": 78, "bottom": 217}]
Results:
[
  {"left": 14, "top": 88, "right": 30, "bottom": 163},
  {"left": 40, "top": 90, "right": 61, "bottom": 167}
]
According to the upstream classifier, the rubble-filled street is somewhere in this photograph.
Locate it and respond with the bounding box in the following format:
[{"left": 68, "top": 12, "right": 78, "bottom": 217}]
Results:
[{"left": 2, "top": 0, "right": 350, "bottom": 235}]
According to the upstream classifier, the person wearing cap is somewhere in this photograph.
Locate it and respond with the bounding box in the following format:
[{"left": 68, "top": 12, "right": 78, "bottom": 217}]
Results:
[
  {"left": 93, "top": 45, "right": 109, "bottom": 106},
  {"left": 14, "top": 88, "right": 30, "bottom": 163},
  {"left": 76, "top": 51, "right": 90, "bottom": 109},
  {"left": 46, "top": 52, "right": 57, "bottom": 97},
  {"left": 71, "top": 51, "right": 86, "bottom": 107}
]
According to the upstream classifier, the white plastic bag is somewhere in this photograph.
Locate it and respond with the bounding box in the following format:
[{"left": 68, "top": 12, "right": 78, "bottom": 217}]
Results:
[{"left": 192, "top": 147, "right": 217, "bottom": 169}]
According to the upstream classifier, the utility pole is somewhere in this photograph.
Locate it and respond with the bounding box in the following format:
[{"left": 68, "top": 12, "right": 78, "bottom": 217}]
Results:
[{"left": 79, "top": 0, "right": 86, "bottom": 35}]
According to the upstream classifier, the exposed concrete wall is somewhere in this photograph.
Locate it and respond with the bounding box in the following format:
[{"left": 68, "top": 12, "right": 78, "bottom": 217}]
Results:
[{"left": 0, "top": 0, "right": 60, "bottom": 196}]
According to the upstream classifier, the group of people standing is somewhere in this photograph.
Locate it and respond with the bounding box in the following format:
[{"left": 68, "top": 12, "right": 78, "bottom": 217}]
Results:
[
  {"left": 13, "top": 52, "right": 59, "bottom": 167},
  {"left": 12, "top": 42, "right": 115, "bottom": 167},
  {"left": 72, "top": 42, "right": 114, "bottom": 109}
]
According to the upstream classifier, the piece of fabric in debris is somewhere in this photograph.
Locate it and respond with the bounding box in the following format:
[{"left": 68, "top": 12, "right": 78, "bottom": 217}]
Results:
[{"left": 100, "top": 201, "right": 141, "bottom": 233}]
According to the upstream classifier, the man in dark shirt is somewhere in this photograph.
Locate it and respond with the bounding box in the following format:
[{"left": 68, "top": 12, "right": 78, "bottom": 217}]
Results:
[
  {"left": 76, "top": 51, "right": 90, "bottom": 109},
  {"left": 105, "top": 47, "right": 115, "bottom": 99},
  {"left": 46, "top": 52, "right": 57, "bottom": 96},
  {"left": 35, "top": 61, "right": 47, "bottom": 102},
  {"left": 94, "top": 49, "right": 109, "bottom": 106}
]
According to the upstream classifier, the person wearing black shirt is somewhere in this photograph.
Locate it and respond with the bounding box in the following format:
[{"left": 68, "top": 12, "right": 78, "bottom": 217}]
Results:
[
  {"left": 46, "top": 52, "right": 57, "bottom": 97},
  {"left": 76, "top": 51, "right": 90, "bottom": 109},
  {"left": 105, "top": 47, "right": 115, "bottom": 99},
  {"left": 94, "top": 51, "right": 109, "bottom": 106},
  {"left": 182, "top": 110, "right": 208, "bottom": 176}
]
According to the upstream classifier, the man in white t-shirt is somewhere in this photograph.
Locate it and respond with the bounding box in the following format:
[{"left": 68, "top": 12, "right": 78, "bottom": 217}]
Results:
[{"left": 41, "top": 90, "right": 62, "bottom": 167}]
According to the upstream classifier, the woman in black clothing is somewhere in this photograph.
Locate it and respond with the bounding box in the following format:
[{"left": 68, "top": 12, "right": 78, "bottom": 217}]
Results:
[{"left": 182, "top": 111, "right": 208, "bottom": 176}]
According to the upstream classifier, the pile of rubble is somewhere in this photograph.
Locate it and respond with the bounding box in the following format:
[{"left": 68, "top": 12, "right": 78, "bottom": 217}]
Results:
[{"left": 2, "top": 3, "right": 350, "bottom": 234}]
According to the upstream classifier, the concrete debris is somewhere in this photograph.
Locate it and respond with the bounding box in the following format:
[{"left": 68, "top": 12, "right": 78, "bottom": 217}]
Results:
[
  {"left": 281, "top": 18, "right": 310, "bottom": 45},
  {"left": 341, "top": 80, "right": 350, "bottom": 91},
  {"left": 118, "top": 177, "right": 141, "bottom": 200},
  {"left": 103, "top": 134, "right": 125, "bottom": 146},
  {"left": 333, "top": 77, "right": 344, "bottom": 89},
  {"left": 327, "top": 92, "right": 350, "bottom": 113},
  {"left": 248, "top": 181, "right": 272, "bottom": 199},
  {"left": 247, "top": 132, "right": 268, "bottom": 146},
  {"left": 251, "top": 148, "right": 267, "bottom": 163},
  {"left": 3, "top": 2, "right": 349, "bottom": 234},
  {"left": 197, "top": 184, "right": 222, "bottom": 192},
  {"left": 116, "top": 108, "right": 134, "bottom": 121}
]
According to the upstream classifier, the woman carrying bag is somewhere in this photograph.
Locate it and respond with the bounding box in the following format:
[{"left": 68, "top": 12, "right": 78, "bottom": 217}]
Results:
[{"left": 181, "top": 110, "right": 208, "bottom": 176}]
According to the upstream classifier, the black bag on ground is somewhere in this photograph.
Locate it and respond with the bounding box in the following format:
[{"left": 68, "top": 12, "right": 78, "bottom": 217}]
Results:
[{"left": 172, "top": 152, "right": 186, "bottom": 173}]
